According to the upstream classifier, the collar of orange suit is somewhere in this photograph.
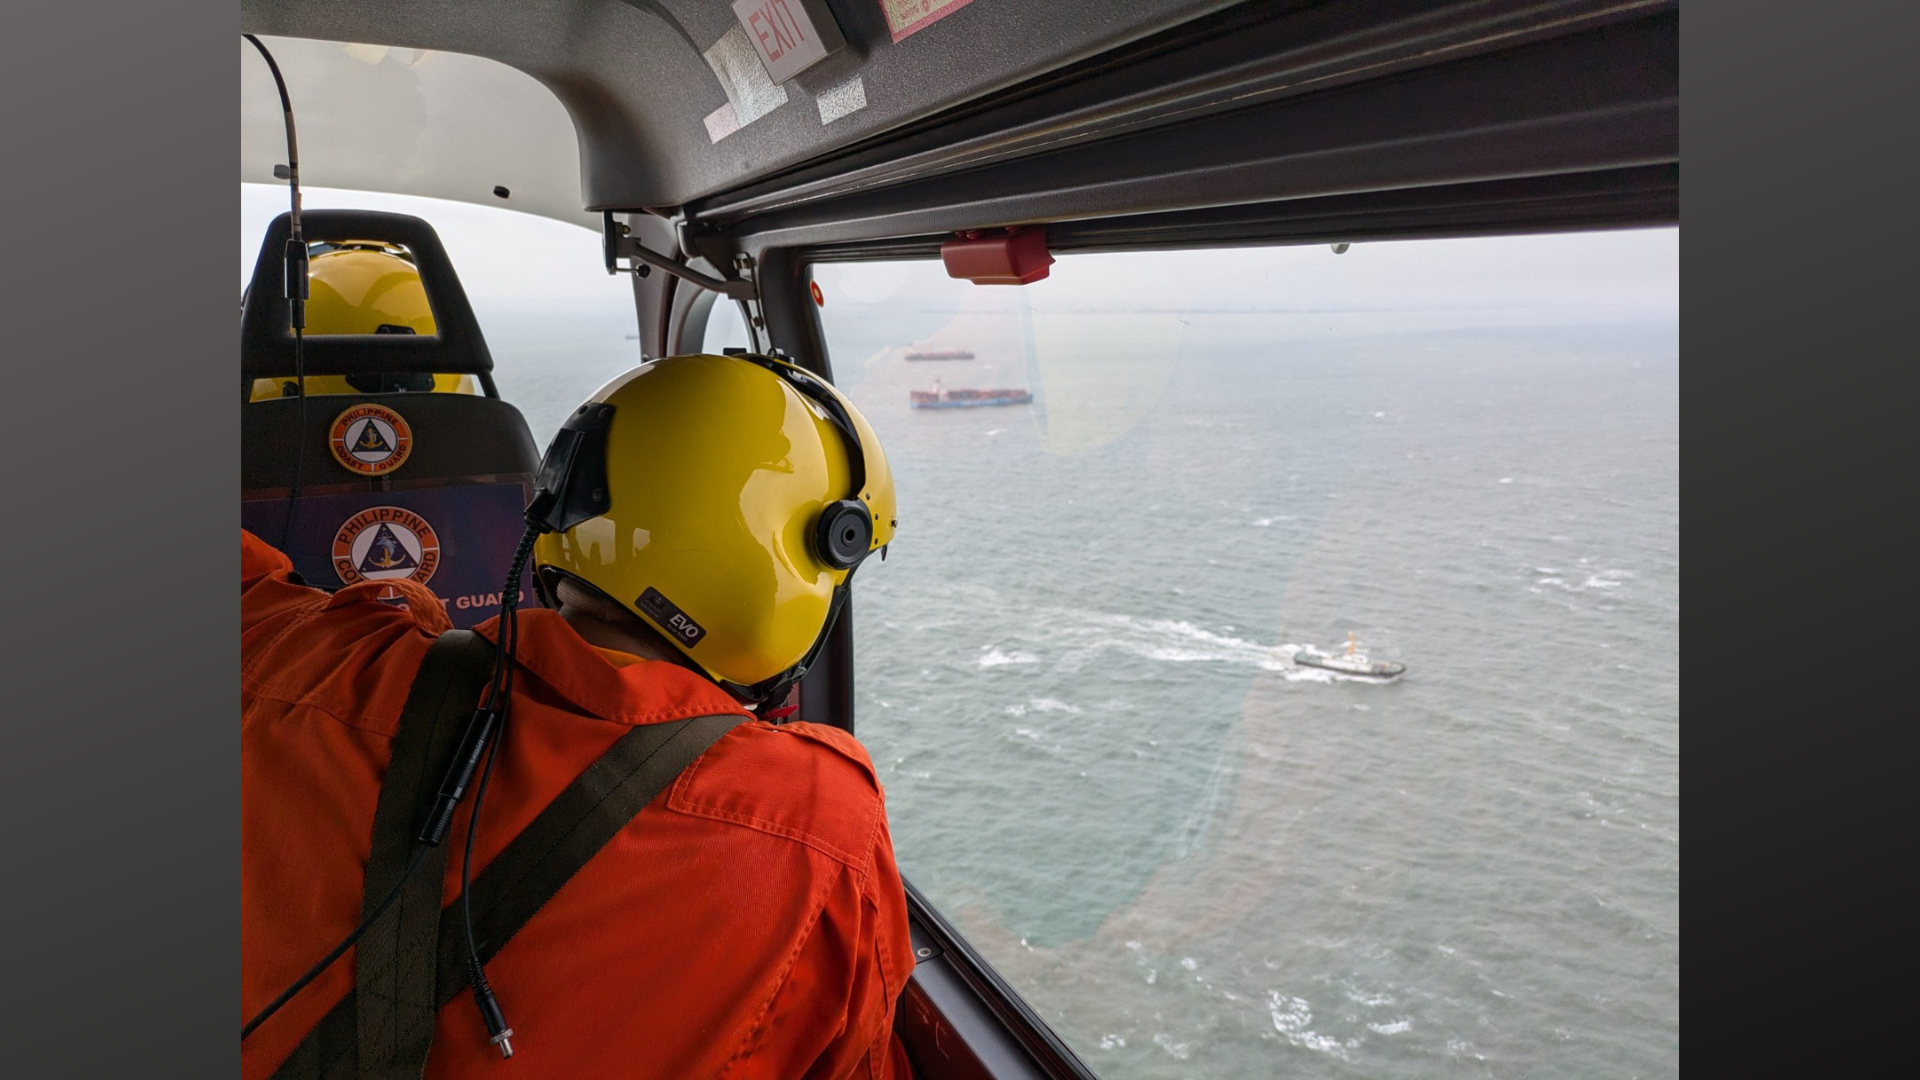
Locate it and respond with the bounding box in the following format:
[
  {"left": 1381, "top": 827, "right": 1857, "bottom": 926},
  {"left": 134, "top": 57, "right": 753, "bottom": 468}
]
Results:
[{"left": 470, "top": 609, "right": 752, "bottom": 727}]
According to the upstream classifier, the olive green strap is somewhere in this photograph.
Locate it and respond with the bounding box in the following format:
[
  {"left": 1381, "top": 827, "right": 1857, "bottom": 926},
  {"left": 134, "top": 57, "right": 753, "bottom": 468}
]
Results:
[
  {"left": 269, "top": 629, "right": 496, "bottom": 1080},
  {"left": 357, "top": 630, "right": 498, "bottom": 1078},
  {"left": 274, "top": 708, "right": 747, "bottom": 1079},
  {"left": 428, "top": 711, "right": 749, "bottom": 1005}
]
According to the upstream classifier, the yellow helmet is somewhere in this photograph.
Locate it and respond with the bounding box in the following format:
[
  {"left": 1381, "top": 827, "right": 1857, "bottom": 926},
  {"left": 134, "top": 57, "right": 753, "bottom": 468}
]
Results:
[
  {"left": 307, "top": 243, "right": 437, "bottom": 336},
  {"left": 245, "top": 243, "right": 479, "bottom": 400},
  {"left": 528, "top": 353, "right": 896, "bottom": 699}
]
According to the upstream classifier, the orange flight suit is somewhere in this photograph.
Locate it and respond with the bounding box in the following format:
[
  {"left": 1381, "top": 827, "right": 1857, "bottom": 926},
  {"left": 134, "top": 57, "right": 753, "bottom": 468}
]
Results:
[{"left": 242, "top": 530, "right": 915, "bottom": 1078}]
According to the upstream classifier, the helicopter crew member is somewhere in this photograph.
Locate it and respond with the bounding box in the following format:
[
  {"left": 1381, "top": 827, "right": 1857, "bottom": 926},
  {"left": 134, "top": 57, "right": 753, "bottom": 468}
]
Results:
[{"left": 243, "top": 352, "right": 912, "bottom": 1078}]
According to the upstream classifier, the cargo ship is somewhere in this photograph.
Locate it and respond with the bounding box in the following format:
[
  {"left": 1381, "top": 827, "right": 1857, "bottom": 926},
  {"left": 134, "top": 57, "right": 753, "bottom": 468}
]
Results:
[
  {"left": 904, "top": 348, "right": 975, "bottom": 360},
  {"left": 910, "top": 380, "right": 1033, "bottom": 409},
  {"left": 1291, "top": 633, "right": 1406, "bottom": 679}
]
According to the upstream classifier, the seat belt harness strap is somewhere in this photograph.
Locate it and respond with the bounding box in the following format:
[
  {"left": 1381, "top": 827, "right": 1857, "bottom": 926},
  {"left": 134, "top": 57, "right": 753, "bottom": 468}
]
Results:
[{"left": 271, "top": 628, "right": 746, "bottom": 1078}]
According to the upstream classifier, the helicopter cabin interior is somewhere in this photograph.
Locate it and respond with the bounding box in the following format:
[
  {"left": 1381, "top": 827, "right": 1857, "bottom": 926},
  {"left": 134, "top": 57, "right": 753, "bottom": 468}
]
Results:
[{"left": 241, "top": 1, "right": 1678, "bottom": 1076}]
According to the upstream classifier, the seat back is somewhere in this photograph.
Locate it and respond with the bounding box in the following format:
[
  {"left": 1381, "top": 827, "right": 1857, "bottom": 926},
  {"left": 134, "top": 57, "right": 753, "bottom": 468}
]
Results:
[{"left": 241, "top": 210, "right": 541, "bottom": 629}]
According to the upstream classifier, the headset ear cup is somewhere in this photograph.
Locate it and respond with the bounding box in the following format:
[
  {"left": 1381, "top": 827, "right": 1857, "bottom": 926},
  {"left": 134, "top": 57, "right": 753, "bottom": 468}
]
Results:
[{"left": 815, "top": 500, "right": 873, "bottom": 570}]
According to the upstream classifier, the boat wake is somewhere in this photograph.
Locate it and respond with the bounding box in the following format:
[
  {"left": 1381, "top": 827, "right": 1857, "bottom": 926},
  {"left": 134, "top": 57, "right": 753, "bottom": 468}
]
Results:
[{"left": 978, "top": 607, "right": 1400, "bottom": 683}]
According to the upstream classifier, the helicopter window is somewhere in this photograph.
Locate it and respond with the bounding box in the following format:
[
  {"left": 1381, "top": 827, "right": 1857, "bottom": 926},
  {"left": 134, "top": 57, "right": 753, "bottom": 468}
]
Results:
[
  {"left": 814, "top": 229, "right": 1678, "bottom": 1077},
  {"left": 241, "top": 185, "right": 641, "bottom": 443},
  {"left": 701, "top": 298, "right": 755, "bottom": 356}
]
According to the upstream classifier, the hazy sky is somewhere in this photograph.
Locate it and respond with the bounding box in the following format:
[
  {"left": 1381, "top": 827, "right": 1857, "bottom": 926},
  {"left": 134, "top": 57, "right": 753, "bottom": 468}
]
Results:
[{"left": 242, "top": 184, "right": 1678, "bottom": 321}]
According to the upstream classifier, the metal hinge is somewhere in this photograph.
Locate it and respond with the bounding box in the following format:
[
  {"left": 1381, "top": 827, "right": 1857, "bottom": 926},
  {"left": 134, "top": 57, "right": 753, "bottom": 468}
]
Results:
[{"left": 602, "top": 212, "right": 756, "bottom": 301}]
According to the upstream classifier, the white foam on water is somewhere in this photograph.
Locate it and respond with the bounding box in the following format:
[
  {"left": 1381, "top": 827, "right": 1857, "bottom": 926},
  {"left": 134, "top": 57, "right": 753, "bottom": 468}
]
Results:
[
  {"left": 1346, "top": 989, "right": 1395, "bottom": 1007},
  {"left": 1006, "top": 697, "right": 1081, "bottom": 717},
  {"left": 1535, "top": 567, "right": 1630, "bottom": 594},
  {"left": 1098, "top": 1034, "right": 1127, "bottom": 1050},
  {"left": 1368, "top": 1019, "right": 1412, "bottom": 1035},
  {"left": 1151, "top": 1033, "right": 1191, "bottom": 1061},
  {"left": 1139, "top": 645, "right": 1222, "bottom": 663},
  {"left": 985, "top": 607, "right": 1404, "bottom": 684},
  {"left": 978, "top": 647, "right": 1040, "bottom": 668},
  {"left": 1011, "top": 727, "right": 1045, "bottom": 742},
  {"left": 1499, "top": 477, "right": 1515, "bottom": 484},
  {"left": 1180, "top": 957, "right": 1199, "bottom": 971},
  {"left": 1266, "top": 993, "right": 1355, "bottom": 1060}
]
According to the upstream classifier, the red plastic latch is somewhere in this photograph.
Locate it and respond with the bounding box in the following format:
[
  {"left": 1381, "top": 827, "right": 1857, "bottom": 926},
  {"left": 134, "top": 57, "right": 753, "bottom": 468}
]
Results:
[{"left": 940, "top": 227, "right": 1053, "bottom": 285}]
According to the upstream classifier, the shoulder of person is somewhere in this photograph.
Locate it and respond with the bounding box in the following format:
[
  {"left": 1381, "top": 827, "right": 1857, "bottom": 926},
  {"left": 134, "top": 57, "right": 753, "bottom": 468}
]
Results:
[{"left": 669, "top": 720, "right": 889, "bottom": 871}]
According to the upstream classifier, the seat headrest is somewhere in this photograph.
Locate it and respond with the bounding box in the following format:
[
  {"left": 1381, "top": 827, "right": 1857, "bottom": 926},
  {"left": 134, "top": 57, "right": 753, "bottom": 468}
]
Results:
[{"left": 241, "top": 210, "right": 492, "bottom": 379}]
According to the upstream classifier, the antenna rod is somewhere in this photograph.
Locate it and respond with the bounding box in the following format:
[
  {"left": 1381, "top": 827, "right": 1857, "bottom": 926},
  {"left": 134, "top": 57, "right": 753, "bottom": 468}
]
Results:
[
  {"left": 244, "top": 34, "right": 301, "bottom": 240},
  {"left": 244, "top": 33, "right": 310, "bottom": 551}
]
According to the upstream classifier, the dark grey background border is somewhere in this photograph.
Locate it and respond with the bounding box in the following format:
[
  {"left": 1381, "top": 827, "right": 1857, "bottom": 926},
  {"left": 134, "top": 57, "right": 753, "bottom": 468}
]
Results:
[
  {"left": 0, "top": 1, "right": 1897, "bottom": 1074},
  {"left": 1683, "top": 4, "right": 1913, "bottom": 1074},
  {"left": 2, "top": 0, "right": 231, "bottom": 1072}
]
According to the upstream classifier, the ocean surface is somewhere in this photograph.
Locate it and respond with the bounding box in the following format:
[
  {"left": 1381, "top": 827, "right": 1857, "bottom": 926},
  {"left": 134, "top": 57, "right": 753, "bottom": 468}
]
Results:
[{"left": 489, "top": 287, "right": 1679, "bottom": 1079}]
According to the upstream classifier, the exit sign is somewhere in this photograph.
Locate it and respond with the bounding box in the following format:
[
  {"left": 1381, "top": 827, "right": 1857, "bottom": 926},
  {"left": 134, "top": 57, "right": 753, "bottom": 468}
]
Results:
[{"left": 731, "top": 0, "right": 846, "bottom": 84}]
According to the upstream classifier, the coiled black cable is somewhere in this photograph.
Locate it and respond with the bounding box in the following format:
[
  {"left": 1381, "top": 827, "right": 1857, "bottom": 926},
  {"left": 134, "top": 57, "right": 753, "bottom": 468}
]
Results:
[{"left": 457, "top": 526, "right": 540, "bottom": 1058}]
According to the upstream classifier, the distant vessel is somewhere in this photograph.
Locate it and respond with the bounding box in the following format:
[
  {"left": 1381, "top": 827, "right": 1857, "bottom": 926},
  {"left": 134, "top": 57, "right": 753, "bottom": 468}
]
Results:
[
  {"left": 904, "top": 348, "right": 975, "bottom": 360},
  {"left": 911, "top": 379, "right": 1032, "bottom": 409},
  {"left": 1292, "top": 633, "right": 1405, "bottom": 679}
]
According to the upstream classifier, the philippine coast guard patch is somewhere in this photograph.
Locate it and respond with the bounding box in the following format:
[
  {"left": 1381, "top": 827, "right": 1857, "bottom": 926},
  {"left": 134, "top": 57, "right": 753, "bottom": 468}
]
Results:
[
  {"left": 328, "top": 404, "right": 413, "bottom": 476},
  {"left": 332, "top": 506, "right": 441, "bottom": 600}
]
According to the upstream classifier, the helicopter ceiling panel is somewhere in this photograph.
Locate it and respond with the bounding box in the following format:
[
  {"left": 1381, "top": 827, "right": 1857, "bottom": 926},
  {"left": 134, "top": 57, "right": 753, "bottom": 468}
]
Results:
[
  {"left": 240, "top": 36, "right": 598, "bottom": 230},
  {"left": 239, "top": 0, "right": 1242, "bottom": 216}
]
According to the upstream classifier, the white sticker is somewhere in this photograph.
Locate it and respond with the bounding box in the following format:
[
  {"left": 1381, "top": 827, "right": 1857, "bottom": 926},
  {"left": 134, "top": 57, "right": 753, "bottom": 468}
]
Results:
[
  {"left": 703, "top": 102, "right": 742, "bottom": 143},
  {"left": 817, "top": 75, "right": 867, "bottom": 125},
  {"left": 703, "top": 26, "right": 789, "bottom": 143}
]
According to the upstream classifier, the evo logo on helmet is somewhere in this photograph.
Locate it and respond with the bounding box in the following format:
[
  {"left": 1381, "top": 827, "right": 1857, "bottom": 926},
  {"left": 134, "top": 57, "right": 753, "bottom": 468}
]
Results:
[{"left": 638, "top": 587, "right": 706, "bottom": 646}]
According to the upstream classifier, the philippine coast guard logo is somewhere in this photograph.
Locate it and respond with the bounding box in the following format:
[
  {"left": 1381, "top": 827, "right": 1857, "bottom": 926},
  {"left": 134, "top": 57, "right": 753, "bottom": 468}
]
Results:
[
  {"left": 332, "top": 507, "right": 441, "bottom": 600},
  {"left": 328, "top": 404, "right": 413, "bottom": 476}
]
